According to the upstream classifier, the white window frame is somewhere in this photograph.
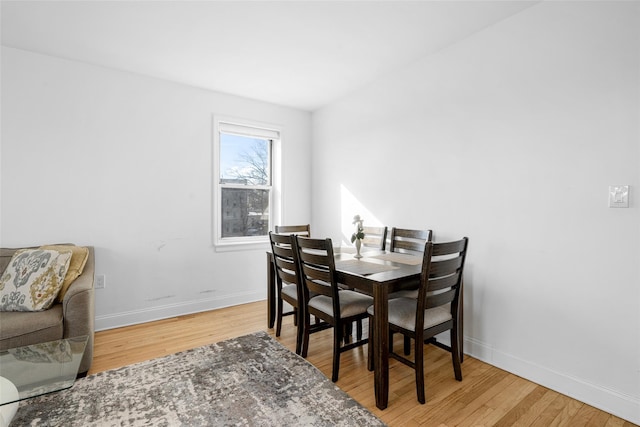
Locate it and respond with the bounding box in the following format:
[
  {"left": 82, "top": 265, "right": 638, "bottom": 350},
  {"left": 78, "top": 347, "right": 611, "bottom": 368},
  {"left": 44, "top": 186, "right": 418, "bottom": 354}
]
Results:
[{"left": 213, "top": 115, "right": 282, "bottom": 250}]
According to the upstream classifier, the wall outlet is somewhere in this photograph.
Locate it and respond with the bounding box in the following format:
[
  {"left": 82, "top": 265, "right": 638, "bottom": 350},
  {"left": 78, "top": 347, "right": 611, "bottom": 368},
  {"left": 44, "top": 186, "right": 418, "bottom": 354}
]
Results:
[
  {"left": 608, "top": 185, "right": 629, "bottom": 208},
  {"left": 95, "top": 274, "right": 106, "bottom": 289}
]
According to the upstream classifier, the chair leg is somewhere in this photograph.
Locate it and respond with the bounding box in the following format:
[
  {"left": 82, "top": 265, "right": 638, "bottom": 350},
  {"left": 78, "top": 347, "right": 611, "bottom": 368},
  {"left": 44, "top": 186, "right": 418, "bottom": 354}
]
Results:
[
  {"left": 404, "top": 336, "right": 411, "bottom": 355},
  {"left": 276, "top": 298, "right": 283, "bottom": 337},
  {"left": 295, "top": 308, "right": 303, "bottom": 355},
  {"left": 356, "top": 319, "right": 363, "bottom": 341},
  {"left": 451, "top": 328, "right": 462, "bottom": 381},
  {"left": 344, "top": 322, "right": 352, "bottom": 344},
  {"left": 332, "top": 325, "right": 342, "bottom": 382},
  {"left": 301, "top": 313, "right": 311, "bottom": 358},
  {"left": 415, "top": 334, "right": 425, "bottom": 404},
  {"left": 367, "top": 316, "right": 374, "bottom": 371}
]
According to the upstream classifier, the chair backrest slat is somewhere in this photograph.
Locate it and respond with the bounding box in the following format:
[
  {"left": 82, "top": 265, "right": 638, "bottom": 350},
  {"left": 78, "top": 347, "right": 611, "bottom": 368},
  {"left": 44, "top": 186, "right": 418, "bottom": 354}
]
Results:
[
  {"left": 389, "top": 228, "right": 433, "bottom": 255},
  {"left": 299, "top": 251, "right": 329, "bottom": 267},
  {"left": 275, "top": 224, "right": 311, "bottom": 237},
  {"left": 425, "top": 288, "right": 457, "bottom": 309},
  {"left": 393, "top": 239, "right": 425, "bottom": 253},
  {"left": 301, "top": 264, "right": 332, "bottom": 284},
  {"left": 362, "top": 226, "right": 388, "bottom": 250},
  {"left": 275, "top": 260, "right": 298, "bottom": 284},
  {"left": 304, "top": 278, "right": 333, "bottom": 298},
  {"left": 272, "top": 244, "right": 293, "bottom": 259},
  {"left": 427, "top": 273, "right": 460, "bottom": 293},
  {"left": 428, "top": 257, "right": 463, "bottom": 278},
  {"left": 273, "top": 254, "right": 296, "bottom": 271},
  {"left": 297, "top": 237, "right": 327, "bottom": 251},
  {"left": 431, "top": 239, "right": 467, "bottom": 256}
]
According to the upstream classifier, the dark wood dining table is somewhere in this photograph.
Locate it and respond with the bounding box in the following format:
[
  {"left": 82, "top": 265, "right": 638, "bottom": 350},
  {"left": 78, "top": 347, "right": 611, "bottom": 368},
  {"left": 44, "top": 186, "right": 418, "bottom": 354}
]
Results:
[{"left": 267, "top": 247, "right": 427, "bottom": 409}]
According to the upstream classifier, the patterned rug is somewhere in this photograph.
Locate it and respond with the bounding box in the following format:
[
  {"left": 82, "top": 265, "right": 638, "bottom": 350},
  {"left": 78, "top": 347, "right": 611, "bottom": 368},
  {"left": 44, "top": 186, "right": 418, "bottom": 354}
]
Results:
[{"left": 12, "top": 331, "right": 385, "bottom": 426}]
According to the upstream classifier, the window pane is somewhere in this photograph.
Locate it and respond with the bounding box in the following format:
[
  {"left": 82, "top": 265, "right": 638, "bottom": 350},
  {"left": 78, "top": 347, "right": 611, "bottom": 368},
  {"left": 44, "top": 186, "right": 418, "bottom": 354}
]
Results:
[
  {"left": 220, "top": 133, "right": 270, "bottom": 185},
  {"left": 221, "top": 188, "right": 270, "bottom": 238}
]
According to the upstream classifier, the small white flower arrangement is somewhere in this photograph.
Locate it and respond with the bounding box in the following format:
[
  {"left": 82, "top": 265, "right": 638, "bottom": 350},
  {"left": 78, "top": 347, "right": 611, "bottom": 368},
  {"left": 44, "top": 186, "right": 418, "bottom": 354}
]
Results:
[{"left": 351, "top": 215, "right": 365, "bottom": 243}]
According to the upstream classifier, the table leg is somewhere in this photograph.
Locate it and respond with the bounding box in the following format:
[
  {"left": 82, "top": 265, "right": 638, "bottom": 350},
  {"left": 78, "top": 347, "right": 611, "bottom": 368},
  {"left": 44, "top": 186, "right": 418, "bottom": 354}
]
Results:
[
  {"left": 373, "top": 285, "right": 389, "bottom": 410},
  {"left": 459, "top": 278, "right": 464, "bottom": 363},
  {"left": 267, "top": 252, "right": 275, "bottom": 329}
]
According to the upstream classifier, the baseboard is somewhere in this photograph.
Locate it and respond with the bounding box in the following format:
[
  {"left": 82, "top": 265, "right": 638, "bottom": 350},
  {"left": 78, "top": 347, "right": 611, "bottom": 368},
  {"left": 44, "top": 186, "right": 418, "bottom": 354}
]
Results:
[
  {"left": 94, "top": 291, "right": 264, "bottom": 332},
  {"left": 465, "top": 336, "right": 640, "bottom": 425}
]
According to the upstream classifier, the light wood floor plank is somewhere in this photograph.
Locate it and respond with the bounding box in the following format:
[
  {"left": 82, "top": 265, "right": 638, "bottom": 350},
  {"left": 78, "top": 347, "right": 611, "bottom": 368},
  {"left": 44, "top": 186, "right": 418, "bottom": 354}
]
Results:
[
  {"left": 492, "top": 385, "right": 549, "bottom": 427},
  {"left": 509, "top": 389, "right": 561, "bottom": 427},
  {"left": 439, "top": 372, "right": 519, "bottom": 426},
  {"left": 548, "top": 396, "right": 584, "bottom": 427},
  {"left": 569, "top": 403, "right": 606, "bottom": 426},
  {"left": 90, "top": 302, "right": 635, "bottom": 426},
  {"left": 415, "top": 364, "right": 509, "bottom": 425}
]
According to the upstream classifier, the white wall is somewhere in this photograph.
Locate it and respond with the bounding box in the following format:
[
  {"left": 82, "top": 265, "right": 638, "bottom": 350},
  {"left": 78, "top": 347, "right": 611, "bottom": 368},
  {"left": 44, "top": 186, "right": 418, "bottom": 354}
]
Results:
[
  {"left": 312, "top": 1, "right": 639, "bottom": 423},
  {"left": 1, "top": 47, "right": 312, "bottom": 329}
]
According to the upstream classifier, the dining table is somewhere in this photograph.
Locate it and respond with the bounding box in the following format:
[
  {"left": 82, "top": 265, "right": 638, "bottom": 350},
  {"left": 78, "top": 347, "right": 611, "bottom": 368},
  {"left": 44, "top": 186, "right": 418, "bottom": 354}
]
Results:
[{"left": 266, "top": 246, "right": 462, "bottom": 410}]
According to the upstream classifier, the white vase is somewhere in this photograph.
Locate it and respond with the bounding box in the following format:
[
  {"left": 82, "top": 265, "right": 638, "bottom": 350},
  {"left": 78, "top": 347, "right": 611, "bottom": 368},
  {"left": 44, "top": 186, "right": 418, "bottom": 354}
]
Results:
[{"left": 354, "top": 239, "right": 363, "bottom": 259}]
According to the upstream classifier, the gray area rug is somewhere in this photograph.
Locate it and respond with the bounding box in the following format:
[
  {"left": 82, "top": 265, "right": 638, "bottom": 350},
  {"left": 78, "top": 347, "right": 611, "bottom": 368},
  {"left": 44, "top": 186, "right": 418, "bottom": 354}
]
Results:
[{"left": 13, "top": 331, "right": 385, "bottom": 426}]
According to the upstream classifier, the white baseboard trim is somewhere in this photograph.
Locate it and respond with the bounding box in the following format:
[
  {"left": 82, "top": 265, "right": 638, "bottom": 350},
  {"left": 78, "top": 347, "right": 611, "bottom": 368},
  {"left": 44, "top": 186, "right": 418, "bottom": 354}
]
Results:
[
  {"left": 94, "top": 291, "right": 264, "bottom": 332},
  {"left": 465, "top": 336, "right": 640, "bottom": 425}
]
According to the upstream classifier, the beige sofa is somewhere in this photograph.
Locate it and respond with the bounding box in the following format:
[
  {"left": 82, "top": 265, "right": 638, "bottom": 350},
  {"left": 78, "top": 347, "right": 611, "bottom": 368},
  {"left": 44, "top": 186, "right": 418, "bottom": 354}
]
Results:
[{"left": 0, "top": 245, "right": 95, "bottom": 375}]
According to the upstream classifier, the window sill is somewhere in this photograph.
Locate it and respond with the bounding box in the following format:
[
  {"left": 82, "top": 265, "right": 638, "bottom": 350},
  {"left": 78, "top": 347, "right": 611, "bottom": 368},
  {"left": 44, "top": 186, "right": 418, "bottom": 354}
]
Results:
[{"left": 214, "top": 239, "right": 270, "bottom": 253}]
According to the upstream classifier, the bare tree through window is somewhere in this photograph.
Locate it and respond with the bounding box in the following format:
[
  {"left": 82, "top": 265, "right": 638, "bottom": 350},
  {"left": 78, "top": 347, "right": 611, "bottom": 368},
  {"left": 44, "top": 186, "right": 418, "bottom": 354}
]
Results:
[{"left": 219, "top": 134, "right": 271, "bottom": 238}]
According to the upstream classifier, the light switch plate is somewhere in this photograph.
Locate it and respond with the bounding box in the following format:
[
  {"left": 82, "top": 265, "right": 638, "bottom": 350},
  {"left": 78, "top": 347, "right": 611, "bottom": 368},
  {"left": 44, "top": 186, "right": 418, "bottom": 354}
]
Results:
[
  {"left": 608, "top": 185, "right": 629, "bottom": 208},
  {"left": 95, "top": 274, "right": 106, "bottom": 289}
]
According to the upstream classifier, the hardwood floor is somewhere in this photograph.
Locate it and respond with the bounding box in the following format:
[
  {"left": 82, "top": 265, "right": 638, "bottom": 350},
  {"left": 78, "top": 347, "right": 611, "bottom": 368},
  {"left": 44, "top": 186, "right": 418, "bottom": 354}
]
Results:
[{"left": 90, "top": 301, "right": 635, "bottom": 426}]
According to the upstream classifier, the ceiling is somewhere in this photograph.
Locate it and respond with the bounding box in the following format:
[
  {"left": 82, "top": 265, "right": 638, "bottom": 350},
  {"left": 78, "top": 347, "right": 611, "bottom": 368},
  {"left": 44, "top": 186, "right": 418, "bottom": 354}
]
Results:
[{"left": 1, "top": 1, "right": 538, "bottom": 111}]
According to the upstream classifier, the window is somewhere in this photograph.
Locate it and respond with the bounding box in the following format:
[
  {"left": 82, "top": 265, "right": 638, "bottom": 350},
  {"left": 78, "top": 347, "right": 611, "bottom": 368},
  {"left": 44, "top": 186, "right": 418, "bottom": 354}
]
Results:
[{"left": 214, "top": 117, "right": 281, "bottom": 247}]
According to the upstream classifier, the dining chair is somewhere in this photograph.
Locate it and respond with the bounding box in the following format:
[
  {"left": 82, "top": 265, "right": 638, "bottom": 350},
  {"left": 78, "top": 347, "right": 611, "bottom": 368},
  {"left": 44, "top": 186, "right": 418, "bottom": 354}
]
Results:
[
  {"left": 387, "top": 228, "right": 434, "bottom": 354},
  {"left": 367, "top": 237, "right": 469, "bottom": 404},
  {"left": 269, "top": 232, "right": 305, "bottom": 355},
  {"left": 361, "top": 226, "right": 388, "bottom": 250},
  {"left": 275, "top": 224, "right": 311, "bottom": 237},
  {"left": 295, "top": 235, "right": 374, "bottom": 382}
]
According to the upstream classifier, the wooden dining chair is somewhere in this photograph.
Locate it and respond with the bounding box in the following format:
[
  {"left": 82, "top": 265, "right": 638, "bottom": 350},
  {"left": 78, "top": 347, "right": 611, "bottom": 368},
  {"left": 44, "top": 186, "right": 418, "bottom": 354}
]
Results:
[
  {"left": 275, "top": 224, "right": 311, "bottom": 237},
  {"left": 368, "top": 237, "right": 469, "bottom": 404},
  {"left": 295, "top": 236, "right": 374, "bottom": 382},
  {"left": 269, "top": 232, "right": 305, "bottom": 355},
  {"left": 361, "top": 226, "right": 388, "bottom": 250}
]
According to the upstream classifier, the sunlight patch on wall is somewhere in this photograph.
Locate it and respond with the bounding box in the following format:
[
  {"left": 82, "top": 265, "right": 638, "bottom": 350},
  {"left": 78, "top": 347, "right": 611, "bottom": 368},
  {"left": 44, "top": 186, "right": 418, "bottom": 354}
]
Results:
[{"left": 340, "top": 184, "right": 383, "bottom": 245}]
